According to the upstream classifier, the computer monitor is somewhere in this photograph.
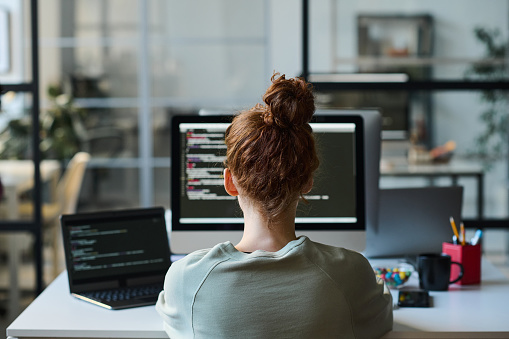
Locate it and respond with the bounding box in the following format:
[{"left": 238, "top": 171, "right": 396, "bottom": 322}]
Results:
[{"left": 170, "top": 110, "right": 382, "bottom": 254}]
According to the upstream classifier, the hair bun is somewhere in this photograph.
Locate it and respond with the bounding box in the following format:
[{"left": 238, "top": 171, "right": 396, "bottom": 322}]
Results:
[
  {"left": 262, "top": 73, "right": 315, "bottom": 129},
  {"left": 262, "top": 108, "right": 275, "bottom": 126}
]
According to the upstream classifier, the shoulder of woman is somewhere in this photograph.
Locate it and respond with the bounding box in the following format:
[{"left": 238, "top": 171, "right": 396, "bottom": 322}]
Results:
[
  {"left": 303, "top": 239, "right": 373, "bottom": 273},
  {"left": 169, "top": 242, "right": 232, "bottom": 272}
]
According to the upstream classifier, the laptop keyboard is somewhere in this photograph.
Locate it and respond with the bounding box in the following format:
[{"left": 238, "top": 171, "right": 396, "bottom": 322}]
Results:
[{"left": 83, "top": 284, "right": 162, "bottom": 303}]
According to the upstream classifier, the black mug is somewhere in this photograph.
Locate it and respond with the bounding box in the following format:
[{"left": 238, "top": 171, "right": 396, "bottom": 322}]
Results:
[{"left": 418, "top": 253, "right": 464, "bottom": 291}]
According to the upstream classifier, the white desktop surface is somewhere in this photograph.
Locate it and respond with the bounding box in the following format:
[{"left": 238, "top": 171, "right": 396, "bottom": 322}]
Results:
[
  {"left": 7, "top": 270, "right": 166, "bottom": 339},
  {"left": 7, "top": 258, "right": 509, "bottom": 339},
  {"left": 375, "top": 258, "right": 509, "bottom": 338}
]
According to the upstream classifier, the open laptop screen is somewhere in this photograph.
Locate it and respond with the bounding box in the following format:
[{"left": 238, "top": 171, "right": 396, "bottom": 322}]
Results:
[{"left": 61, "top": 207, "right": 171, "bottom": 287}]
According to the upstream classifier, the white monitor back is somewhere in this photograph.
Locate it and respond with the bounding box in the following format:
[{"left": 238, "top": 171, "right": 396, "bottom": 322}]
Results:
[{"left": 311, "top": 109, "right": 382, "bottom": 252}]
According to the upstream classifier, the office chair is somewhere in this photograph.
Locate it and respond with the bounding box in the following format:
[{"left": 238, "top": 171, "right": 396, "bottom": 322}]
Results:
[{"left": 18, "top": 152, "right": 91, "bottom": 280}]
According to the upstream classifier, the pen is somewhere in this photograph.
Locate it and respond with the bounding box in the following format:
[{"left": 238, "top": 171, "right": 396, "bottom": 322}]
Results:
[
  {"left": 449, "top": 216, "right": 460, "bottom": 243},
  {"left": 460, "top": 222, "right": 466, "bottom": 246},
  {"left": 471, "top": 229, "right": 483, "bottom": 246}
]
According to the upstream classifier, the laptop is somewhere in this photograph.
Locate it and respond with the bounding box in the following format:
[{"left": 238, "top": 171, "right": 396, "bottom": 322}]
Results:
[
  {"left": 60, "top": 207, "right": 171, "bottom": 310},
  {"left": 364, "top": 186, "right": 463, "bottom": 258}
]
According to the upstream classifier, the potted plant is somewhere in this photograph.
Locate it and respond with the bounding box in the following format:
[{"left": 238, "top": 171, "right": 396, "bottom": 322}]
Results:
[
  {"left": 0, "top": 84, "right": 86, "bottom": 161},
  {"left": 464, "top": 27, "right": 508, "bottom": 168}
]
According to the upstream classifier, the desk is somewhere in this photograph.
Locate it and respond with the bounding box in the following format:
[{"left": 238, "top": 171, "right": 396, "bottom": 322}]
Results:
[
  {"left": 0, "top": 160, "right": 61, "bottom": 321},
  {"left": 381, "top": 157, "right": 485, "bottom": 218},
  {"left": 6, "top": 258, "right": 509, "bottom": 339},
  {"left": 376, "top": 258, "right": 509, "bottom": 338}
]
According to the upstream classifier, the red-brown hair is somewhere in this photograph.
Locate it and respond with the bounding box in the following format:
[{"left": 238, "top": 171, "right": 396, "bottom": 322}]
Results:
[{"left": 224, "top": 73, "right": 319, "bottom": 221}]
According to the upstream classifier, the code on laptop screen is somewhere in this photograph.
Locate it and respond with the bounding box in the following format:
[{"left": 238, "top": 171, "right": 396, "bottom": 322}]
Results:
[{"left": 63, "top": 213, "right": 171, "bottom": 281}]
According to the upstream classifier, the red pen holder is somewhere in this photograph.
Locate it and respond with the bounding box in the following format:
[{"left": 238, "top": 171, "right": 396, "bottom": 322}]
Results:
[{"left": 442, "top": 242, "right": 481, "bottom": 285}]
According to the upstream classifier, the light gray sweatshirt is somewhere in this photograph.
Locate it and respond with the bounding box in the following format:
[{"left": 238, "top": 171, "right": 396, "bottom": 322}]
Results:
[{"left": 156, "top": 236, "right": 392, "bottom": 339}]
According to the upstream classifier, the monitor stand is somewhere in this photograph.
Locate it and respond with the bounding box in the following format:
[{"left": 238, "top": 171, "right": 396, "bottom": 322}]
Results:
[{"left": 170, "top": 230, "right": 366, "bottom": 254}]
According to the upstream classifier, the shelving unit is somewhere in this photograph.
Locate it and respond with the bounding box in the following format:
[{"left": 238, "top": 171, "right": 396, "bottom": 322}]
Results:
[{"left": 0, "top": 0, "right": 44, "bottom": 315}]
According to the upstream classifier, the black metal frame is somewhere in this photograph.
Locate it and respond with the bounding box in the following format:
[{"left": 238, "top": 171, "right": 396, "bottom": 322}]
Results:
[
  {"left": 301, "top": 0, "right": 509, "bottom": 229},
  {"left": 0, "top": 0, "right": 43, "bottom": 294},
  {"left": 311, "top": 80, "right": 509, "bottom": 91}
]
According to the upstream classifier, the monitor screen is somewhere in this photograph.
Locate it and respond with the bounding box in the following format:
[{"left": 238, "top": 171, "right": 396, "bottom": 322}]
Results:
[{"left": 171, "top": 114, "right": 370, "bottom": 253}]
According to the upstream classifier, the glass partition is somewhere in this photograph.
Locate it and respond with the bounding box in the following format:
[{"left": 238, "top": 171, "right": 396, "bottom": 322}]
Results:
[
  {"left": 32, "top": 0, "right": 509, "bottom": 223},
  {"left": 309, "top": 0, "right": 509, "bottom": 224},
  {"left": 310, "top": 0, "right": 509, "bottom": 80},
  {"left": 36, "top": 0, "right": 271, "bottom": 210}
]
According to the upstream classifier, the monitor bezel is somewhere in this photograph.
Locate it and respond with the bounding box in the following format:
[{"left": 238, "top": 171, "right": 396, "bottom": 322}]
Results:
[{"left": 171, "top": 114, "right": 366, "bottom": 233}]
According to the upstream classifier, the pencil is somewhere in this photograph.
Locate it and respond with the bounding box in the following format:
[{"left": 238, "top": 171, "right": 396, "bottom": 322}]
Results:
[
  {"left": 449, "top": 216, "right": 460, "bottom": 242},
  {"left": 460, "top": 222, "right": 466, "bottom": 246}
]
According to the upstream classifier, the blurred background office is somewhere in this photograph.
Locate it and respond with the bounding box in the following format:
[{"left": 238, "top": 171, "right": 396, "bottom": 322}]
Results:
[{"left": 1, "top": 0, "right": 509, "bottom": 329}]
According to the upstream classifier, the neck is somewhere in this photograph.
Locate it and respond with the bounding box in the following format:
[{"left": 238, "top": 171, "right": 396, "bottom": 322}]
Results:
[{"left": 235, "top": 197, "right": 298, "bottom": 253}]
